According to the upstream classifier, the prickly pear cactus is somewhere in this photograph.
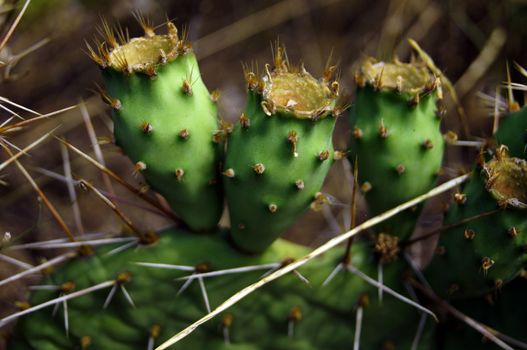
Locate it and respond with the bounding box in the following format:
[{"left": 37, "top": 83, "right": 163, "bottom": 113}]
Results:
[
  {"left": 349, "top": 57, "right": 445, "bottom": 240},
  {"left": 436, "top": 276, "right": 527, "bottom": 350},
  {"left": 495, "top": 105, "right": 527, "bottom": 159},
  {"left": 425, "top": 147, "right": 527, "bottom": 298},
  {"left": 9, "top": 229, "right": 427, "bottom": 350},
  {"left": 90, "top": 22, "right": 223, "bottom": 231},
  {"left": 223, "top": 48, "right": 341, "bottom": 253}
]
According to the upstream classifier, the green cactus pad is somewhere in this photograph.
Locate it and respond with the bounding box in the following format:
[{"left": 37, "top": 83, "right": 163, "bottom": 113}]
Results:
[
  {"left": 223, "top": 49, "right": 340, "bottom": 253},
  {"left": 94, "top": 23, "right": 223, "bottom": 231},
  {"left": 425, "top": 151, "right": 527, "bottom": 298},
  {"left": 348, "top": 57, "right": 445, "bottom": 240},
  {"left": 9, "top": 229, "right": 428, "bottom": 350},
  {"left": 436, "top": 277, "right": 527, "bottom": 350},
  {"left": 495, "top": 105, "right": 527, "bottom": 159}
]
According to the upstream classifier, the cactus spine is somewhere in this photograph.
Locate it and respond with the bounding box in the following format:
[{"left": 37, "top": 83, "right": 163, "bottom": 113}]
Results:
[
  {"left": 223, "top": 48, "right": 341, "bottom": 253},
  {"left": 349, "top": 57, "right": 445, "bottom": 240},
  {"left": 92, "top": 22, "right": 223, "bottom": 231}
]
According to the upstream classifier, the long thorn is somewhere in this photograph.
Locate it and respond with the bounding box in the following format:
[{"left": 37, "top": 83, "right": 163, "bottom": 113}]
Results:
[
  {"left": 347, "top": 265, "right": 437, "bottom": 321},
  {"left": 353, "top": 306, "right": 363, "bottom": 350},
  {"left": 13, "top": 237, "right": 137, "bottom": 250},
  {"left": 0, "top": 253, "right": 33, "bottom": 269},
  {"left": 198, "top": 277, "right": 211, "bottom": 313},
  {"left": 106, "top": 239, "right": 138, "bottom": 256},
  {"left": 120, "top": 285, "right": 135, "bottom": 308},
  {"left": 177, "top": 277, "right": 194, "bottom": 296},
  {"left": 0, "top": 279, "right": 114, "bottom": 327},
  {"left": 322, "top": 263, "right": 343, "bottom": 287},
  {"left": 0, "top": 252, "right": 77, "bottom": 287},
  {"left": 135, "top": 262, "right": 194, "bottom": 271},
  {"left": 176, "top": 263, "right": 280, "bottom": 280},
  {"left": 411, "top": 313, "right": 427, "bottom": 350},
  {"left": 103, "top": 284, "right": 117, "bottom": 309},
  {"left": 63, "top": 299, "right": 69, "bottom": 335}
]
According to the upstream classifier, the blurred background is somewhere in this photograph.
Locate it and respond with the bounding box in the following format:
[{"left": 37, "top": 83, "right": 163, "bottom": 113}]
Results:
[{"left": 0, "top": 0, "right": 527, "bottom": 347}]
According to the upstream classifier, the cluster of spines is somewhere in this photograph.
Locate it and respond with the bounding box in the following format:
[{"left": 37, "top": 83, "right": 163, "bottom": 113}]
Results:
[{"left": 86, "top": 17, "right": 191, "bottom": 76}]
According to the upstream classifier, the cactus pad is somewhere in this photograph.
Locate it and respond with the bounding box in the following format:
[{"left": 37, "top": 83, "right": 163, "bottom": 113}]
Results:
[
  {"left": 223, "top": 49, "right": 341, "bottom": 253},
  {"left": 10, "top": 229, "right": 426, "bottom": 349},
  {"left": 495, "top": 105, "right": 527, "bottom": 159},
  {"left": 93, "top": 23, "right": 223, "bottom": 231},
  {"left": 348, "top": 57, "right": 445, "bottom": 240},
  {"left": 425, "top": 149, "right": 527, "bottom": 298}
]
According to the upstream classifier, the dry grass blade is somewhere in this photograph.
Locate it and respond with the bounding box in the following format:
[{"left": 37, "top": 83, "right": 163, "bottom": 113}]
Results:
[
  {"left": 56, "top": 137, "right": 180, "bottom": 223},
  {"left": 0, "top": 128, "right": 55, "bottom": 172},
  {"left": 455, "top": 28, "right": 507, "bottom": 99},
  {"left": 0, "top": 143, "right": 77, "bottom": 243},
  {"left": 155, "top": 174, "right": 470, "bottom": 349}
]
